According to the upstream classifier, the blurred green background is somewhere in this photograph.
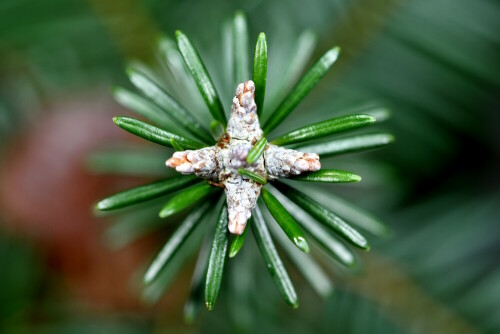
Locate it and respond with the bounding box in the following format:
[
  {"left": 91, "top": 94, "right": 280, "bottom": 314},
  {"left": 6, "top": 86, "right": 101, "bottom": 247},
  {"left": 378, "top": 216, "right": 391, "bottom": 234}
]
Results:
[{"left": 0, "top": 0, "right": 499, "bottom": 333}]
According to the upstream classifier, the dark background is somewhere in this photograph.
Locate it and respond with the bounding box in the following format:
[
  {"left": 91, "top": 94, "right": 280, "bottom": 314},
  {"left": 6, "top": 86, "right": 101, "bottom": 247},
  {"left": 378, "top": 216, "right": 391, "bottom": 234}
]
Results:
[{"left": 1, "top": 0, "right": 499, "bottom": 333}]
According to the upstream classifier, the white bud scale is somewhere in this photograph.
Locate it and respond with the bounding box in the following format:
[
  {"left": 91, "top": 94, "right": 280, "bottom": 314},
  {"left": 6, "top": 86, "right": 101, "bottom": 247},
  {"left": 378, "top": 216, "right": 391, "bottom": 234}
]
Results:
[{"left": 166, "top": 80, "right": 320, "bottom": 235}]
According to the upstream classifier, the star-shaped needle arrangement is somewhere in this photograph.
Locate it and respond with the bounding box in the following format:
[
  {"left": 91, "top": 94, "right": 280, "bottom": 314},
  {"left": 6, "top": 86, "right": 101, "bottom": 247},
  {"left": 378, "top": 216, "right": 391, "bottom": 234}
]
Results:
[{"left": 94, "top": 12, "right": 393, "bottom": 316}]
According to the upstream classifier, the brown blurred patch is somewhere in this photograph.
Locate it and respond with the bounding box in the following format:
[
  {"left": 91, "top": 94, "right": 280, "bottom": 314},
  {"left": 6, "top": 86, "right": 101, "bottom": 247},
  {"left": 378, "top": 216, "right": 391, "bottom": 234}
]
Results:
[{"left": 0, "top": 95, "right": 188, "bottom": 313}]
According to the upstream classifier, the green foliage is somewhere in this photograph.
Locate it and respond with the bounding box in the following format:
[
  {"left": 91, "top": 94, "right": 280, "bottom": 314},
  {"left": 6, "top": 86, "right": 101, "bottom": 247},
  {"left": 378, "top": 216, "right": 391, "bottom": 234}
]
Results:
[
  {"left": 205, "top": 203, "right": 229, "bottom": 310},
  {"left": 252, "top": 206, "right": 298, "bottom": 308},
  {"left": 297, "top": 186, "right": 392, "bottom": 239},
  {"left": 232, "top": 12, "right": 249, "bottom": 85},
  {"left": 246, "top": 137, "right": 267, "bottom": 164},
  {"left": 261, "top": 188, "right": 309, "bottom": 253},
  {"left": 265, "top": 30, "right": 317, "bottom": 114},
  {"left": 0, "top": 237, "right": 43, "bottom": 329},
  {"left": 126, "top": 67, "right": 212, "bottom": 143},
  {"left": 228, "top": 223, "right": 249, "bottom": 258},
  {"left": 113, "top": 117, "right": 206, "bottom": 149},
  {"left": 267, "top": 216, "right": 334, "bottom": 299},
  {"left": 169, "top": 139, "right": 184, "bottom": 151},
  {"left": 289, "top": 169, "right": 361, "bottom": 183},
  {"left": 86, "top": 147, "right": 170, "bottom": 177},
  {"left": 263, "top": 47, "right": 340, "bottom": 134},
  {"left": 2, "top": 0, "right": 500, "bottom": 332},
  {"left": 209, "top": 120, "right": 225, "bottom": 140},
  {"left": 275, "top": 183, "right": 369, "bottom": 250},
  {"left": 268, "top": 187, "right": 357, "bottom": 268},
  {"left": 184, "top": 236, "right": 211, "bottom": 322},
  {"left": 142, "top": 213, "right": 208, "bottom": 305},
  {"left": 97, "top": 10, "right": 392, "bottom": 319},
  {"left": 295, "top": 133, "right": 395, "bottom": 157},
  {"left": 252, "top": 32, "right": 268, "bottom": 117},
  {"left": 144, "top": 202, "right": 211, "bottom": 285},
  {"left": 96, "top": 176, "right": 197, "bottom": 211},
  {"left": 271, "top": 114, "right": 376, "bottom": 146},
  {"left": 175, "top": 30, "right": 227, "bottom": 124},
  {"left": 104, "top": 204, "right": 163, "bottom": 250},
  {"left": 112, "top": 87, "right": 173, "bottom": 131},
  {"left": 159, "top": 182, "right": 220, "bottom": 218},
  {"left": 237, "top": 169, "right": 267, "bottom": 185}
]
